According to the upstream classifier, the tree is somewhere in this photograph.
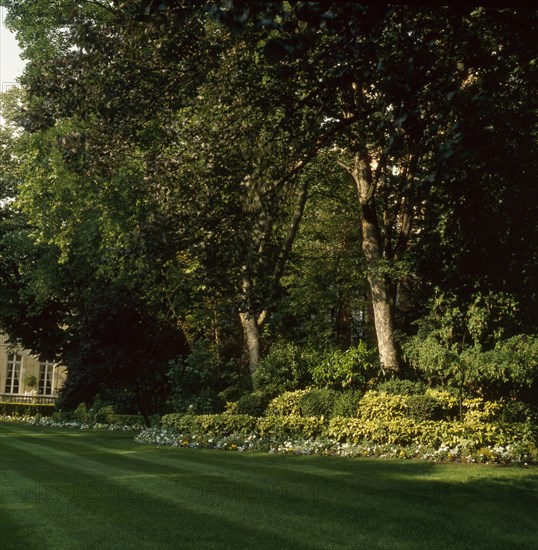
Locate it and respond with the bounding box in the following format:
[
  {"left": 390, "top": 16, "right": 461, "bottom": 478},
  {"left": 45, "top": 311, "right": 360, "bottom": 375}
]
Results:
[
  {"left": 242, "top": 4, "right": 538, "bottom": 372},
  {"left": 2, "top": 1, "right": 537, "bottom": 393}
]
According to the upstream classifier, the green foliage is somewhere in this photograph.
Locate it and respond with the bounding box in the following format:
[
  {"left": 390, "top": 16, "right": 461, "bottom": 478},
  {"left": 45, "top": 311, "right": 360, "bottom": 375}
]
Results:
[
  {"left": 268, "top": 388, "right": 357, "bottom": 419},
  {"left": 375, "top": 379, "right": 425, "bottom": 395},
  {"left": 74, "top": 403, "right": 92, "bottom": 424},
  {"left": 161, "top": 413, "right": 257, "bottom": 437},
  {"left": 357, "top": 391, "right": 410, "bottom": 422},
  {"left": 357, "top": 389, "right": 460, "bottom": 423},
  {"left": 0, "top": 403, "right": 55, "bottom": 416},
  {"left": 330, "top": 390, "right": 362, "bottom": 418},
  {"left": 404, "top": 291, "right": 538, "bottom": 401},
  {"left": 252, "top": 341, "right": 315, "bottom": 396},
  {"left": 23, "top": 374, "right": 37, "bottom": 388},
  {"left": 236, "top": 391, "right": 270, "bottom": 417},
  {"left": 2, "top": 2, "right": 537, "bottom": 402},
  {"left": 167, "top": 339, "right": 221, "bottom": 414},
  {"left": 310, "top": 342, "right": 379, "bottom": 391},
  {"left": 299, "top": 388, "right": 339, "bottom": 419},
  {"left": 499, "top": 401, "right": 538, "bottom": 424},
  {"left": 93, "top": 405, "right": 115, "bottom": 424},
  {"left": 406, "top": 394, "right": 444, "bottom": 422},
  {"left": 277, "top": 160, "right": 368, "bottom": 348},
  {"left": 266, "top": 389, "right": 309, "bottom": 416},
  {"left": 161, "top": 398, "right": 537, "bottom": 454},
  {"left": 257, "top": 415, "right": 326, "bottom": 439},
  {"left": 470, "top": 335, "right": 538, "bottom": 390},
  {"left": 326, "top": 415, "right": 536, "bottom": 449},
  {"left": 466, "top": 292, "right": 518, "bottom": 349}
]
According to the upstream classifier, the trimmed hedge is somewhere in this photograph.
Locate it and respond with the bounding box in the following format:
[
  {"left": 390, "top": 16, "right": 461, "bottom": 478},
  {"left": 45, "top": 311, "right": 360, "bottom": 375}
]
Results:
[
  {"left": 161, "top": 413, "right": 257, "bottom": 436},
  {"left": 257, "top": 416, "right": 326, "bottom": 439},
  {"left": 0, "top": 403, "right": 56, "bottom": 416}
]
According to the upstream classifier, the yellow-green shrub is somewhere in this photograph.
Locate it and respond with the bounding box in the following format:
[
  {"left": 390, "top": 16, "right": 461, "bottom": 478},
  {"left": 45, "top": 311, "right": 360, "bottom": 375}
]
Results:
[
  {"left": 357, "top": 391, "right": 409, "bottom": 421},
  {"left": 326, "top": 415, "right": 535, "bottom": 448},
  {"left": 161, "top": 413, "right": 257, "bottom": 436},
  {"left": 266, "top": 390, "right": 310, "bottom": 416},
  {"left": 462, "top": 398, "right": 503, "bottom": 422},
  {"left": 257, "top": 415, "right": 326, "bottom": 439}
]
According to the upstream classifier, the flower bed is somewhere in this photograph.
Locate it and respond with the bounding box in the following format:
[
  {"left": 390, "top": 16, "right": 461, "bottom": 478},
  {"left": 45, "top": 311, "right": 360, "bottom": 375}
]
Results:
[
  {"left": 136, "top": 411, "right": 538, "bottom": 465},
  {"left": 2, "top": 411, "right": 536, "bottom": 464},
  {"left": 135, "top": 424, "right": 537, "bottom": 464},
  {"left": 0, "top": 414, "right": 145, "bottom": 432}
]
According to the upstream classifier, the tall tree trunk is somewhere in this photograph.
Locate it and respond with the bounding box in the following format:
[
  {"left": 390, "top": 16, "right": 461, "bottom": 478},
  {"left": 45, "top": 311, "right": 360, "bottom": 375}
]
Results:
[
  {"left": 238, "top": 273, "right": 261, "bottom": 375},
  {"left": 239, "top": 179, "right": 310, "bottom": 376},
  {"left": 239, "top": 310, "right": 261, "bottom": 375},
  {"left": 343, "top": 150, "right": 402, "bottom": 373},
  {"left": 368, "top": 272, "right": 400, "bottom": 373}
]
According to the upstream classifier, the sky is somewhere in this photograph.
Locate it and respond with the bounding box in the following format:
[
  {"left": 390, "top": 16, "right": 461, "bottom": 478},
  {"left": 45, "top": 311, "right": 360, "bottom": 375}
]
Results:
[{"left": 0, "top": 6, "right": 26, "bottom": 92}]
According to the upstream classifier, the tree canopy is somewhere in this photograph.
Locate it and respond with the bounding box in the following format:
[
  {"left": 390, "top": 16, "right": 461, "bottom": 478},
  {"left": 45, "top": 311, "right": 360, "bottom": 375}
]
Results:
[{"left": 1, "top": 1, "right": 536, "bottom": 412}]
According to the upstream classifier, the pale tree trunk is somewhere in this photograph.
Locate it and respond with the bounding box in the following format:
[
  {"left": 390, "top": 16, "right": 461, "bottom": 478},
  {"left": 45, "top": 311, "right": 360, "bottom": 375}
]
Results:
[
  {"left": 239, "top": 273, "right": 262, "bottom": 375},
  {"left": 239, "top": 310, "right": 261, "bottom": 375},
  {"left": 368, "top": 273, "right": 400, "bottom": 373},
  {"left": 341, "top": 149, "right": 402, "bottom": 373},
  {"left": 239, "top": 179, "right": 310, "bottom": 375}
]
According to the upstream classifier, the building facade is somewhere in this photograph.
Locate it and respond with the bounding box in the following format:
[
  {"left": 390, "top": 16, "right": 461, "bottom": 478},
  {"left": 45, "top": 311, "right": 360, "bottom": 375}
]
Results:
[{"left": 0, "top": 332, "right": 66, "bottom": 404}]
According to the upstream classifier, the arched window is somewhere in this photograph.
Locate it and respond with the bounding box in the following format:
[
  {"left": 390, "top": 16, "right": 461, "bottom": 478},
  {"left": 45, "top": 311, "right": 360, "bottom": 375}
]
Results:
[{"left": 5, "top": 353, "right": 22, "bottom": 394}]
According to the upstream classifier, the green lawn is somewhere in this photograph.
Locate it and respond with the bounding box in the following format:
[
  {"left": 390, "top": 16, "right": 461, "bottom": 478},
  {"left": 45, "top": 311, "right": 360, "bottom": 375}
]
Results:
[{"left": 1, "top": 423, "right": 537, "bottom": 550}]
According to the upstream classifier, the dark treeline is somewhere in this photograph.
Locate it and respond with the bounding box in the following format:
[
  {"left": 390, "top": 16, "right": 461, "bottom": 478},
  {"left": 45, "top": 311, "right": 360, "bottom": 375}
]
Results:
[{"left": 1, "top": 1, "right": 537, "bottom": 417}]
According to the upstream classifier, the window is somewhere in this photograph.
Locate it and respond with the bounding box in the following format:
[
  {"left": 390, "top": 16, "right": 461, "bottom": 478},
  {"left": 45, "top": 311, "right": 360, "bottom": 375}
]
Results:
[
  {"left": 5, "top": 353, "right": 22, "bottom": 394},
  {"left": 39, "top": 362, "right": 54, "bottom": 396}
]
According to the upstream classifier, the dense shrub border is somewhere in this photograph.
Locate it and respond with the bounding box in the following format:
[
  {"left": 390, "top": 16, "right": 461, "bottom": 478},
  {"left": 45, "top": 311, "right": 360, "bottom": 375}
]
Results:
[{"left": 151, "top": 411, "right": 538, "bottom": 464}]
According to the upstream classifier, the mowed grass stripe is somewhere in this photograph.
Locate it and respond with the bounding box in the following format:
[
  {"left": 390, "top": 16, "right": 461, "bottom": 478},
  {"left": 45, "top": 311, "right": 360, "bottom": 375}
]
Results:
[
  {"left": 1, "top": 429, "right": 197, "bottom": 550},
  {"left": 1, "top": 423, "right": 326, "bottom": 521},
  {"left": 2, "top": 424, "right": 536, "bottom": 550},
  {"left": 1, "top": 425, "right": 341, "bottom": 549},
  {"left": 1, "top": 423, "right": 537, "bottom": 550}
]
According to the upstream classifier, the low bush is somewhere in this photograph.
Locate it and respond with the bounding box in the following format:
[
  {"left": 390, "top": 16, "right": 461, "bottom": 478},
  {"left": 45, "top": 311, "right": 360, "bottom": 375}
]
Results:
[
  {"left": 49, "top": 407, "right": 145, "bottom": 426},
  {"left": 326, "top": 415, "right": 536, "bottom": 449},
  {"left": 106, "top": 413, "right": 146, "bottom": 426},
  {"left": 236, "top": 392, "right": 270, "bottom": 417},
  {"left": 310, "top": 342, "right": 379, "bottom": 391},
  {"left": 257, "top": 415, "right": 326, "bottom": 439},
  {"left": 406, "top": 394, "right": 444, "bottom": 421},
  {"left": 331, "top": 390, "right": 362, "bottom": 418},
  {"left": 1, "top": 414, "right": 144, "bottom": 431},
  {"left": 424, "top": 388, "right": 460, "bottom": 418},
  {"left": 161, "top": 413, "right": 257, "bottom": 437},
  {"left": 299, "top": 388, "right": 339, "bottom": 418},
  {"left": 146, "top": 409, "right": 538, "bottom": 463},
  {"left": 357, "top": 391, "right": 409, "bottom": 421},
  {"left": 376, "top": 379, "right": 425, "bottom": 395},
  {"left": 500, "top": 400, "right": 538, "bottom": 423},
  {"left": 0, "top": 403, "right": 55, "bottom": 416},
  {"left": 74, "top": 403, "right": 93, "bottom": 423},
  {"left": 252, "top": 341, "right": 315, "bottom": 396},
  {"left": 94, "top": 405, "right": 115, "bottom": 423},
  {"left": 266, "top": 390, "right": 310, "bottom": 416}
]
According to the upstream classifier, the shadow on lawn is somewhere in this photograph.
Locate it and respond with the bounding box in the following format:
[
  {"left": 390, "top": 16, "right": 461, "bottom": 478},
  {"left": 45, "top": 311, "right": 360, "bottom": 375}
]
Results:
[{"left": 1, "top": 423, "right": 537, "bottom": 550}]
